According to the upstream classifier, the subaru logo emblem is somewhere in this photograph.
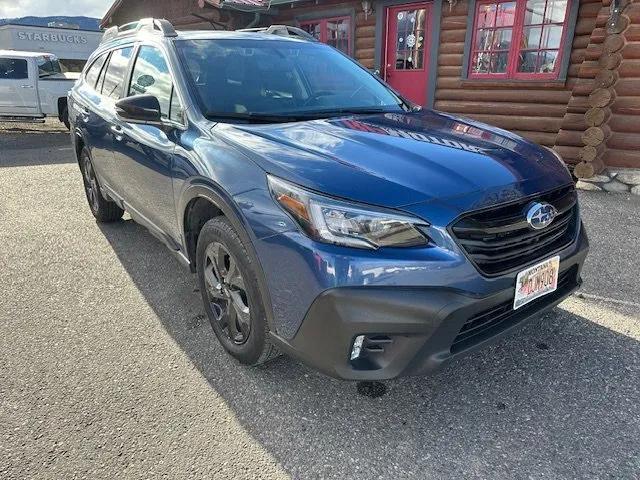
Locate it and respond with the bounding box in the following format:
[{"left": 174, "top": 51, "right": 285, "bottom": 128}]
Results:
[{"left": 526, "top": 202, "right": 557, "bottom": 230}]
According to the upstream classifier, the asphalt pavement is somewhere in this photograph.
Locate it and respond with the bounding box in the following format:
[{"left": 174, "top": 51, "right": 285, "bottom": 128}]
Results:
[{"left": 1, "top": 125, "right": 639, "bottom": 479}]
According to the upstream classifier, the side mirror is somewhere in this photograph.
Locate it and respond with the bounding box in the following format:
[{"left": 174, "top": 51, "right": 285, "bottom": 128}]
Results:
[{"left": 115, "top": 94, "right": 161, "bottom": 124}]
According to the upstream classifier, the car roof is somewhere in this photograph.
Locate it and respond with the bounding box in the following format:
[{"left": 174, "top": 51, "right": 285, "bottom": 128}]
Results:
[{"left": 172, "top": 30, "right": 308, "bottom": 42}]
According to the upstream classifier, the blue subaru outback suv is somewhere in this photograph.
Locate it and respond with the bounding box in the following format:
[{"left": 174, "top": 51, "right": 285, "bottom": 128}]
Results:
[{"left": 69, "top": 19, "right": 588, "bottom": 380}]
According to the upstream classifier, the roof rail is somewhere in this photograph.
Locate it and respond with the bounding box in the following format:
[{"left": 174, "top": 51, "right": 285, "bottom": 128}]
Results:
[
  {"left": 101, "top": 18, "right": 177, "bottom": 44},
  {"left": 237, "top": 25, "right": 318, "bottom": 42}
]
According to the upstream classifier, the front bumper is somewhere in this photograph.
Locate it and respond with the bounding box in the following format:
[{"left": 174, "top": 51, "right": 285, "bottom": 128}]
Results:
[{"left": 270, "top": 227, "right": 589, "bottom": 380}]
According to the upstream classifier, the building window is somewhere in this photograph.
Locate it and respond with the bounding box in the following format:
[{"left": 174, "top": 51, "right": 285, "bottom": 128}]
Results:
[
  {"left": 300, "top": 16, "right": 351, "bottom": 54},
  {"left": 469, "top": 0, "right": 571, "bottom": 79}
]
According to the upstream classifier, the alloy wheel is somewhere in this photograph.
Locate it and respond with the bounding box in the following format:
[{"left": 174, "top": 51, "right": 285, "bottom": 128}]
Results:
[
  {"left": 203, "top": 241, "right": 251, "bottom": 344},
  {"left": 82, "top": 156, "right": 100, "bottom": 212}
]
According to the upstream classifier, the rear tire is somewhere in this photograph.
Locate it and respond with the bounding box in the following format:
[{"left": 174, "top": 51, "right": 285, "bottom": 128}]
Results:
[
  {"left": 61, "top": 106, "right": 70, "bottom": 130},
  {"left": 79, "top": 147, "right": 123, "bottom": 223},
  {"left": 196, "top": 216, "right": 278, "bottom": 366}
]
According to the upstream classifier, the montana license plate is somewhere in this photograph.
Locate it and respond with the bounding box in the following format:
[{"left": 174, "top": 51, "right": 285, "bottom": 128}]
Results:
[{"left": 513, "top": 256, "right": 560, "bottom": 310}]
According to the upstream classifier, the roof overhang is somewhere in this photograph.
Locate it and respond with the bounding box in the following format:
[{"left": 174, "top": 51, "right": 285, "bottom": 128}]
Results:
[{"left": 100, "top": 0, "right": 125, "bottom": 28}]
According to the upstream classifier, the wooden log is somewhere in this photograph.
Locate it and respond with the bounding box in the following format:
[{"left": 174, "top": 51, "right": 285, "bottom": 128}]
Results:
[
  {"left": 590, "top": 27, "right": 607, "bottom": 44},
  {"left": 622, "top": 43, "right": 640, "bottom": 59},
  {"left": 589, "top": 88, "right": 614, "bottom": 108},
  {"left": 579, "top": 1, "right": 606, "bottom": 18},
  {"left": 626, "top": 25, "right": 640, "bottom": 42},
  {"left": 355, "top": 48, "right": 375, "bottom": 61},
  {"left": 604, "top": 33, "right": 625, "bottom": 53},
  {"left": 440, "top": 29, "right": 466, "bottom": 43},
  {"left": 585, "top": 44, "right": 603, "bottom": 61},
  {"left": 355, "top": 36, "right": 375, "bottom": 50},
  {"left": 437, "top": 65, "right": 462, "bottom": 77},
  {"left": 553, "top": 145, "right": 582, "bottom": 164},
  {"left": 585, "top": 107, "right": 609, "bottom": 126},
  {"left": 618, "top": 59, "right": 640, "bottom": 77},
  {"left": 572, "top": 79, "right": 595, "bottom": 96},
  {"left": 510, "top": 131, "right": 557, "bottom": 146},
  {"left": 582, "top": 125, "right": 610, "bottom": 146},
  {"left": 624, "top": 3, "right": 640, "bottom": 23},
  {"left": 439, "top": 53, "right": 463, "bottom": 67},
  {"left": 439, "top": 42, "right": 465, "bottom": 55},
  {"left": 571, "top": 48, "right": 586, "bottom": 64},
  {"left": 433, "top": 100, "right": 568, "bottom": 117},
  {"left": 572, "top": 34, "right": 592, "bottom": 50},
  {"left": 607, "top": 113, "right": 640, "bottom": 132},
  {"left": 602, "top": 148, "right": 640, "bottom": 168},
  {"left": 614, "top": 78, "right": 640, "bottom": 96},
  {"left": 356, "top": 25, "right": 375, "bottom": 37},
  {"left": 561, "top": 113, "right": 588, "bottom": 131},
  {"left": 434, "top": 89, "right": 570, "bottom": 104},
  {"left": 594, "top": 69, "right": 617, "bottom": 88},
  {"left": 611, "top": 95, "right": 640, "bottom": 114},
  {"left": 576, "top": 17, "right": 599, "bottom": 36},
  {"left": 574, "top": 161, "right": 596, "bottom": 178},
  {"left": 436, "top": 77, "right": 461, "bottom": 89},
  {"left": 441, "top": 16, "right": 467, "bottom": 30},
  {"left": 607, "top": 13, "right": 631, "bottom": 34},
  {"left": 578, "top": 143, "right": 606, "bottom": 162},
  {"left": 598, "top": 51, "right": 622, "bottom": 70},
  {"left": 459, "top": 114, "right": 563, "bottom": 132},
  {"left": 606, "top": 132, "right": 640, "bottom": 150},
  {"left": 556, "top": 129, "right": 585, "bottom": 147},
  {"left": 567, "top": 95, "right": 591, "bottom": 113},
  {"left": 577, "top": 60, "right": 601, "bottom": 79}
]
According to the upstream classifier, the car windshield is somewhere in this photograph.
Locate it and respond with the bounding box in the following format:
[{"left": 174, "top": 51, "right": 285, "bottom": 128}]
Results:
[{"left": 175, "top": 38, "right": 406, "bottom": 121}]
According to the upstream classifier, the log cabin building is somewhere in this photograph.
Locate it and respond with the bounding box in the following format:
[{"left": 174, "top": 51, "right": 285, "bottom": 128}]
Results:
[{"left": 101, "top": 0, "right": 640, "bottom": 192}]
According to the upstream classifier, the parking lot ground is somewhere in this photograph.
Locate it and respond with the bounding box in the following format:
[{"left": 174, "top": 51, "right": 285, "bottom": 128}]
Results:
[{"left": 1, "top": 127, "right": 639, "bottom": 479}]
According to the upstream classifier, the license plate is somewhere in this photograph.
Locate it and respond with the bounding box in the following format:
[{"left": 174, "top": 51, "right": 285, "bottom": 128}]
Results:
[{"left": 513, "top": 256, "right": 560, "bottom": 310}]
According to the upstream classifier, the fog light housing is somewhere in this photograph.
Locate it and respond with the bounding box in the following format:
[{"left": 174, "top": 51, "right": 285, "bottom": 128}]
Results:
[{"left": 350, "top": 335, "right": 365, "bottom": 360}]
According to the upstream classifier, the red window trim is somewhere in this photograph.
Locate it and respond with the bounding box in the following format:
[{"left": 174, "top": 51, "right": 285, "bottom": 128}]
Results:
[
  {"left": 468, "top": 0, "right": 572, "bottom": 80},
  {"left": 299, "top": 15, "right": 352, "bottom": 55}
]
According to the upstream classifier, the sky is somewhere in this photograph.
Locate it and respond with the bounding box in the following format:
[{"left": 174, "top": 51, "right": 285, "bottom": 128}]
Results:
[{"left": 0, "top": 0, "right": 113, "bottom": 19}]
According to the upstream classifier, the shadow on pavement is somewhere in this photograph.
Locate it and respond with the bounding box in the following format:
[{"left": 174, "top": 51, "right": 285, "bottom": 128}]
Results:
[
  {"left": 1, "top": 132, "right": 75, "bottom": 168},
  {"left": 98, "top": 219, "right": 640, "bottom": 478}
]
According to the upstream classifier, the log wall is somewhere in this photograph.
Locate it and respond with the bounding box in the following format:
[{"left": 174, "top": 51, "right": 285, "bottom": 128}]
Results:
[{"left": 433, "top": 0, "right": 602, "bottom": 149}]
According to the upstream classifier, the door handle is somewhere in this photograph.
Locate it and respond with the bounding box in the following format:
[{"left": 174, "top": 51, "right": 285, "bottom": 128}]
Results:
[{"left": 20, "top": 85, "right": 34, "bottom": 89}]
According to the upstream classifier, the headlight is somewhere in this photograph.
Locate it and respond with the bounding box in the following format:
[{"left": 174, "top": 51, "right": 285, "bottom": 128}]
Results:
[{"left": 268, "top": 175, "right": 429, "bottom": 249}]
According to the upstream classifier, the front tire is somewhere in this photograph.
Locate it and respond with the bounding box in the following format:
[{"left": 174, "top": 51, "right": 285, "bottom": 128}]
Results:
[
  {"left": 79, "top": 147, "right": 124, "bottom": 223},
  {"left": 196, "top": 216, "right": 278, "bottom": 366}
]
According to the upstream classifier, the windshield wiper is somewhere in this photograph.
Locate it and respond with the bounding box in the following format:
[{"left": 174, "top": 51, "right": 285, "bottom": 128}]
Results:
[
  {"left": 204, "top": 111, "right": 299, "bottom": 124},
  {"left": 289, "top": 107, "right": 394, "bottom": 119}
]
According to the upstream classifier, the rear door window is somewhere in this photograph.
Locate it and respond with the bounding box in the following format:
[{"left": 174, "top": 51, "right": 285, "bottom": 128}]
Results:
[
  {"left": 101, "top": 47, "right": 134, "bottom": 100},
  {"left": 0, "top": 58, "right": 28, "bottom": 80},
  {"left": 84, "top": 53, "right": 108, "bottom": 88}
]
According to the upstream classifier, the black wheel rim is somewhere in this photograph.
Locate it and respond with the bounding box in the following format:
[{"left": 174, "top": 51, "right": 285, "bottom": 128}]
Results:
[
  {"left": 203, "top": 242, "right": 251, "bottom": 345},
  {"left": 82, "top": 156, "right": 100, "bottom": 212}
]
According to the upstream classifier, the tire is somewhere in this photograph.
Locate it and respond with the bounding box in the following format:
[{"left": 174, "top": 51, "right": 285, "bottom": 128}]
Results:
[
  {"left": 79, "top": 147, "right": 124, "bottom": 223},
  {"left": 62, "top": 106, "right": 70, "bottom": 130},
  {"left": 196, "top": 216, "right": 278, "bottom": 366}
]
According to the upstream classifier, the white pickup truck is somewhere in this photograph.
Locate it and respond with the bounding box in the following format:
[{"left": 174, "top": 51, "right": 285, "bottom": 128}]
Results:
[{"left": 0, "top": 50, "right": 80, "bottom": 128}]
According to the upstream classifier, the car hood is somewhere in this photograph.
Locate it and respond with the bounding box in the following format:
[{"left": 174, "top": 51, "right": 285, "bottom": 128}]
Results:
[{"left": 215, "top": 110, "right": 572, "bottom": 217}]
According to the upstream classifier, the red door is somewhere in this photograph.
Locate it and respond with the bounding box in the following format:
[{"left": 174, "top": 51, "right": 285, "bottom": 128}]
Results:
[{"left": 383, "top": 3, "right": 432, "bottom": 105}]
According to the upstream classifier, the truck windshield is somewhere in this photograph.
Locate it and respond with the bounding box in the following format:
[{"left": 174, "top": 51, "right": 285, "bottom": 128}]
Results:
[
  {"left": 175, "top": 38, "right": 406, "bottom": 121},
  {"left": 37, "top": 56, "right": 63, "bottom": 78}
]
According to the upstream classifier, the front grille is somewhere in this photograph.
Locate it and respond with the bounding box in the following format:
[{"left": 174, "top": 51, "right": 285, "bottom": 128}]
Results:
[
  {"left": 451, "top": 185, "right": 578, "bottom": 276},
  {"left": 450, "top": 266, "right": 577, "bottom": 353}
]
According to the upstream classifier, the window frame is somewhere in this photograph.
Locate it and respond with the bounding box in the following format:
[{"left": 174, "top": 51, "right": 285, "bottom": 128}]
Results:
[
  {"left": 466, "top": 0, "right": 575, "bottom": 81},
  {"left": 299, "top": 15, "right": 353, "bottom": 55}
]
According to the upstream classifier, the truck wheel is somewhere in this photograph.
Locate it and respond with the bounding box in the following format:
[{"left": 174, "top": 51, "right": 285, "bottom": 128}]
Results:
[
  {"left": 80, "top": 147, "right": 123, "bottom": 222},
  {"left": 196, "top": 216, "right": 279, "bottom": 366},
  {"left": 62, "top": 106, "right": 70, "bottom": 130}
]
